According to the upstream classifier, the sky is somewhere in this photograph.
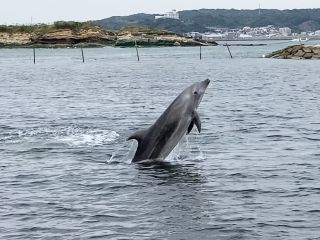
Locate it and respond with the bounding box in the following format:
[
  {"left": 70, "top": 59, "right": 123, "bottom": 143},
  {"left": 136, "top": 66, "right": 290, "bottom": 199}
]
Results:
[{"left": 1, "top": 0, "right": 320, "bottom": 24}]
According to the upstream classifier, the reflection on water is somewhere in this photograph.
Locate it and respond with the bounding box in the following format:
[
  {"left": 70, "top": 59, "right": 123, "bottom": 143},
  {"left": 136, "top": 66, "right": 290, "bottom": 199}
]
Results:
[
  {"left": 134, "top": 161, "right": 206, "bottom": 184},
  {"left": 131, "top": 161, "right": 211, "bottom": 239}
]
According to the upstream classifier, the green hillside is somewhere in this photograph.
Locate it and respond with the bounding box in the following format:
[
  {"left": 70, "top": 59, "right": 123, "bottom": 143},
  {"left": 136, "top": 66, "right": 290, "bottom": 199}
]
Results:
[{"left": 95, "top": 9, "right": 320, "bottom": 33}]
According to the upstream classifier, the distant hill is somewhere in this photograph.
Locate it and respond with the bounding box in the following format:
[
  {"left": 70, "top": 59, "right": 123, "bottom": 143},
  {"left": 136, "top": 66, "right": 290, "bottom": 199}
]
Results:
[{"left": 95, "top": 9, "right": 320, "bottom": 33}]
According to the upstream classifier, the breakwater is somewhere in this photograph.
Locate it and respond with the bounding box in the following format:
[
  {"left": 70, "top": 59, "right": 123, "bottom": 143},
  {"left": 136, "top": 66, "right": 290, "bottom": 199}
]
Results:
[{"left": 266, "top": 45, "right": 320, "bottom": 59}]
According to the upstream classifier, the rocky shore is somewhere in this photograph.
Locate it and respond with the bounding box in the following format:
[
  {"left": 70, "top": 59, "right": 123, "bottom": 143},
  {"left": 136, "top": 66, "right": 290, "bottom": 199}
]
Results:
[
  {"left": 0, "top": 23, "right": 215, "bottom": 48},
  {"left": 266, "top": 45, "right": 320, "bottom": 59},
  {"left": 115, "top": 27, "right": 213, "bottom": 47}
]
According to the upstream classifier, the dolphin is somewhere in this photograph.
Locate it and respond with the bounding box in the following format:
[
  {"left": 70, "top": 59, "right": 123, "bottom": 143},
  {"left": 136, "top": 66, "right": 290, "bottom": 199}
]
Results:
[{"left": 128, "top": 79, "right": 210, "bottom": 163}]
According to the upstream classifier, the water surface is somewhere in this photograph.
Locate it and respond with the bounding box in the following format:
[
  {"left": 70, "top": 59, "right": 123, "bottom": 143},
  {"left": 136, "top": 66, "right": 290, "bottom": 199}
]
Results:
[{"left": 1, "top": 43, "right": 320, "bottom": 239}]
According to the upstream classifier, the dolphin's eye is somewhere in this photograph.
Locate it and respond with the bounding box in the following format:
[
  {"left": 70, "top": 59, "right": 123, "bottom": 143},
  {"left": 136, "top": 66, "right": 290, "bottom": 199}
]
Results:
[{"left": 194, "top": 91, "right": 198, "bottom": 95}]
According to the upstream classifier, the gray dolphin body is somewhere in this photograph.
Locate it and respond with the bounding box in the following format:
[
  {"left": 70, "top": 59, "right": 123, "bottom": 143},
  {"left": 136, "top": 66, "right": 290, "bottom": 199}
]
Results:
[{"left": 128, "top": 79, "right": 210, "bottom": 163}]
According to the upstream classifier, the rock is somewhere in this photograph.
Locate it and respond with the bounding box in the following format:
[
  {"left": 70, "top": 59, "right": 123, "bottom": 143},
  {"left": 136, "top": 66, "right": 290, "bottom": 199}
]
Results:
[
  {"left": 291, "top": 45, "right": 302, "bottom": 53},
  {"left": 115, "top": 27, "right": 215, "bottom": 47},
  {"left": 266, "top": 45, "right": 320, "bottom": 60},
  {"left": 0, "top": 24, "right": 217, "bottom": 48},
  {"left": 295, "top": 50, "right": 305, "bottom": 57},
  {"left": 0, "top": 32, "right": 32, "bottom": 46},
  {"left": 303, "top": 47, "right": 312, "bottom": 53},
  {"left": 35, "top": 28, "right": 116, "bottom": 45},
  {"left": 303, "top": 53, "right": 313, "bottom": 59},
  {"left": 312, "top": 48, "right": 320, "bottom": 54}
]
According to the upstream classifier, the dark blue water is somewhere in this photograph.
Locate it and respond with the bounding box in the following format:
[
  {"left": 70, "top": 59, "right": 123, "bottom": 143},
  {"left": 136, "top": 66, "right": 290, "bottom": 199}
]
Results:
[{"left": 1, "top": 44, "right": 320, "bottom": 239}]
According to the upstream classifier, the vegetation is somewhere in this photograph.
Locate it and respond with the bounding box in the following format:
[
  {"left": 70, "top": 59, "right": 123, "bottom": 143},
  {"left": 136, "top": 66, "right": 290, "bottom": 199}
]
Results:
[
  {"left": 0, "top": 21, "right": 96, "bottom": 35},
  {"left": 0, "top": 24, "right": 45, "bottom": 33},
  {"left": 117, "top": 26, "right": 176, "bottom": 36},
  {"left": 52, "top": 21, "right": 97, "bottom": 33},
  {"left": 95, "top": 9, "right": 320, "bottom": 33}
]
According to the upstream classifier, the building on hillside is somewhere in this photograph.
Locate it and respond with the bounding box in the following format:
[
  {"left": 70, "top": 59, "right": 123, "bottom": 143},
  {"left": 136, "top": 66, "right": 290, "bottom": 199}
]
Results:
[
  {"left": 155, "top": 10, "right": 179, "bottom": 20},
  {"left": 185, "top": 32, "right": 202, "bottom": 39},
  {"left": 239, "top": 34, "right": 253, "bottom": 39},
  {"left": 202, "top": 33, "right": 226, "bottom": 41},
  {"left": 279, "top": 27, "right": 292, "bottom": 36}
]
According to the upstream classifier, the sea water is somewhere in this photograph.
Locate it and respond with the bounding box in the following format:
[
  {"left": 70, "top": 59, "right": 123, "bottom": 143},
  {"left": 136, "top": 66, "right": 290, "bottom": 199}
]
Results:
[{"left": 1, "top": 42, "right": 320, "bottom": 239}]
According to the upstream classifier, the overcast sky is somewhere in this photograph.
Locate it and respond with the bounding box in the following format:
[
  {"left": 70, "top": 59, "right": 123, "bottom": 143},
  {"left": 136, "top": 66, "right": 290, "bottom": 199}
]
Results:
[{"left": 1, "top": 0, "right": 320, "bottom": 24}]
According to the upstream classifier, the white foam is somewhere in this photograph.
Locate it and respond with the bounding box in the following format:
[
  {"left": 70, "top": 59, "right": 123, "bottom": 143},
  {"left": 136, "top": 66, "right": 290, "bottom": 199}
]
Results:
[
  {"left": 13, "top": 126, "right": 120, "bottom": 147},
  {"left": 57, "top": 129, "right": 119, "bottom": 147}
]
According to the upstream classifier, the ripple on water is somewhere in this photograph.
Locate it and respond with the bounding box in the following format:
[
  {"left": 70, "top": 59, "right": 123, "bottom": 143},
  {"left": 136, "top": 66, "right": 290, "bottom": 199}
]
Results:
[{"left": 1, "top": 47, "right": 320, "bottom": 239}]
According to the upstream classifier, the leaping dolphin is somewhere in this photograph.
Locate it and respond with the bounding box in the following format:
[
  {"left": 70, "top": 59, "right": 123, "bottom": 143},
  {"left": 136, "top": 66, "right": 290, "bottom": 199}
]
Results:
[{"left": 128, "top": 79, "right": 210, "bottom": 163}]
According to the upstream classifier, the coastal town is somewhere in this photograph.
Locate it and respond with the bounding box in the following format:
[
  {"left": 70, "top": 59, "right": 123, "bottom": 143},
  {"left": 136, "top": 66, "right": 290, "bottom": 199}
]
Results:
[
  {"left": 155, "top": 10, "right": 320, "bottom": 41},
  {"left": 185, "top": 25, "right": 320, "bottom": 41}
]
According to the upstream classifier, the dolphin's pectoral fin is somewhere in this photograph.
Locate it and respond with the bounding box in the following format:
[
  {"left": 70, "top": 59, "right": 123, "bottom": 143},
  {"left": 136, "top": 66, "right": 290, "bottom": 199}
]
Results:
[
  {"left": 127, "top": 129, "right": 148, "bottom": 142},
  {"left": 187, "top": 111, "right": 201, "bottom": 134},
  {"left": 187, "top": 121, "right": 194, "bottom": 134},
  {"left": 193, "top": 111, "right": 201, "bottom": 133}
]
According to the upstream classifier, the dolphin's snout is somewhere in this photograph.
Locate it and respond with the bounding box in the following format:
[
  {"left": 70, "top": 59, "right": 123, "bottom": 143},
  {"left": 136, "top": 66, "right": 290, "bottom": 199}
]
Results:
[{"left": 203, "top": 79, "right": 210, "bottom": 87}]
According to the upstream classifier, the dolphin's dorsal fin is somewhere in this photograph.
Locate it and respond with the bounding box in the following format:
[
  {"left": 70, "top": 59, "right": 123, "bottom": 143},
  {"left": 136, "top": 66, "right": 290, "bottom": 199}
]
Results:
[
  {"left": 127, "top": 129, "right": 148, "bottom": 142},
  {"left": 187, "top": 111, "right": 201, "bottom": 134}
]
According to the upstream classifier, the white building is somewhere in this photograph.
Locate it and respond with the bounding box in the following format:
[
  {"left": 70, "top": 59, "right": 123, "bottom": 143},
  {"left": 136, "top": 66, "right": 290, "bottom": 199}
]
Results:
[
  {"left": 239, "top": 34, "right": 253, "bottom": 39},
  {"left": 243, "top": 26, "right": 252, "bottom": 33},
  {"left": 202, "top": 33, "right": 226, "bottom": 40},
  {"left": 155, "top": 10, "right": 179, "bottom": 20},
  {"left": 279, "top": 27, "right": 292, "bottom": 36},
  {"left": 186, "top": 32, "right": 202, "bottom": 38}
]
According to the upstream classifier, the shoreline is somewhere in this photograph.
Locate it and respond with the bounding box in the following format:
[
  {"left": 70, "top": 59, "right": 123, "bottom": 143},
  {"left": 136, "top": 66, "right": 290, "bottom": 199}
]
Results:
[
  {"left": 0, "top": 24, "right": 215, "bottom": 49},
  {"left": 0, "top": 43, "right": 213, "bottom": 49}
]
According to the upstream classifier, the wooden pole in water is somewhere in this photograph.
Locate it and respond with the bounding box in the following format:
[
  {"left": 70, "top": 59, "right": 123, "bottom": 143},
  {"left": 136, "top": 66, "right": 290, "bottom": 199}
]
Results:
[
  {"left": 200, "top": 45, "right": 202, "bottom": 60},
  {"left": 33, "top": 48, "right": 35, "bottom": 64},
  {"left": 81, "top": 47, "right": 85, "bottom": 63},
  {"left": 135, "top": 40, "right": 140, "bottom": 62},
  {"left": 226, "top": 43, "right": 233, "bottom": 59}
]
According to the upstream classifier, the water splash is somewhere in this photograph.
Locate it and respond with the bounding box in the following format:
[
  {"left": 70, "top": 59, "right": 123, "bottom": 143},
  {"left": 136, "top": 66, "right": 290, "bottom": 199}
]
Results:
[
  {"left": 57, "top": 129, "right": 119, "bottom": 146},
  {"left": 4, "top": 126, "right": 120, "bottom": 146}
]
